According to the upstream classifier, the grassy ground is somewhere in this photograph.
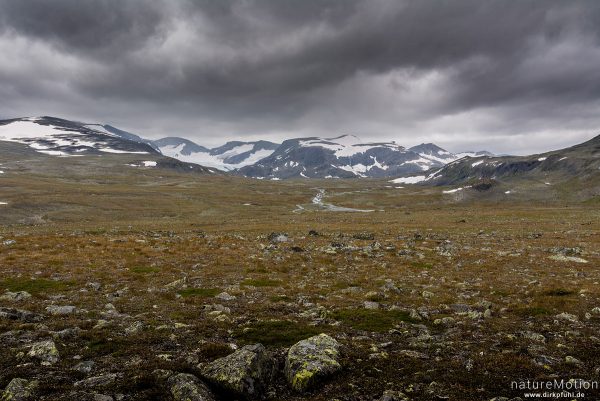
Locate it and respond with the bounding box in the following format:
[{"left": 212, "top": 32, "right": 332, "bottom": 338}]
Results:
[{"left": 0, "top": 150, "right": 599, "bottom": 400}]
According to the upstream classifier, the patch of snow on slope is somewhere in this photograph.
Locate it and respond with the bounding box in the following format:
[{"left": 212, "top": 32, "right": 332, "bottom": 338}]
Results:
[
  {"left": 390, "top": 176, "right": 426, "bottom": 184},
  {"left": 142, "top": 161, "right": 157, "bottom": 167},
  {"left": 159, "top": 143, "right": 273, "bottom": 170},
  {"left": 99, "top": 148, "right": 148, "bottom": 154},
  {"left": 443, "top": 186, "right": 471, "bottom": 194},
  {"left": 0, "top": 120, "right": 148, "bottom": 155},
  {"left": 471, "top": 160, "right": 485, "bottom": 167}
]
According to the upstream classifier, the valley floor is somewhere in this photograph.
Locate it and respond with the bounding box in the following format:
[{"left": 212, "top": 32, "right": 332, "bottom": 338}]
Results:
[{"left": 0, "top": 155, "right": 599, "bottom": 400}]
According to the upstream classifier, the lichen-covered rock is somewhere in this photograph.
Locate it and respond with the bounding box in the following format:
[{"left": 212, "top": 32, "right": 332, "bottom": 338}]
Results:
[
  {"left": 200, "top": 344, "right": 273, "bottom": 398},
  {"left": 0, "top": 291, "right": 32, "bottom": 302},
  {"left": 168, "top": 373, "right": 214, "bottom": 401},
  {"left": 0, "top": 307, "right": 43, "bottom": 323},
  {"left": 284, "top": 333, "right": 341, "bottom": 392},
  {"left": 1, "top": 378, "right": 39, "bottom": 401},
  {"left": 74, "top": 374, "right": 117, "bottom": 388},
  {"left": 27, "top": 340, "right": 59, "bottom": 365}
]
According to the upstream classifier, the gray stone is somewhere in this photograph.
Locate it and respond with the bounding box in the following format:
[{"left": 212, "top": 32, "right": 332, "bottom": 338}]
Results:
[
  {"left": 363, "top": 301, "right": 380, "bottom": 310},
  {"left": 0, "top": 307, "right": 43, "bottom": 323},
  {"left": 124, "top": 321, "right": 145, "bottom": 335},
  {"left": 168, "top": 373, "right": 215, "bottom": 401},
  {"left": 285, "top": 333, "right": 341, "bottom": 392},
  {"left": 200, "top": 344, "right": 273, "bottom": 397},
  {"left": 0, "top": 291, "right": 32, "bottom": 302},
  {"left": 74, "top": 374, "right": 117, "bottom": 388},
  {"left": 27, "top": 340, "right": 59, "bottom": 365},
  {"left": 45, "top": 305, "right": 76, "bottom": 315},
  {"left": 73, "top": 360, "right": 95, "bottom": 374},
  {"left": 86, "top": 282, "right": 102, "bottom": 291},
  {"left": 215, "top": 292, "right": 236, "bottom": 301},
  {"left": 1, "top": 378, "right": 38, "bottom": 401}
]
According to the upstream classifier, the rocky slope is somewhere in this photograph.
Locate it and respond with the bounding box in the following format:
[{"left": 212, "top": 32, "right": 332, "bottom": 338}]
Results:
[{"left": 421, "top": 134, "right": 600, "bottom": 187}]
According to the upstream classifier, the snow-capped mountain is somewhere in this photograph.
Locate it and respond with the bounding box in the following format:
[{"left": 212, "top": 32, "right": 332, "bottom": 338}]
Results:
[
  {"left": 0, "top": 116, "right": 496, "bottom": 179},
  {"left": 155, "top": 137, "right": 279, "bottom": 171},
  {"left": 0, "top": 117, "right": 159, "bottom": 156},
  {"left": 237, "top": 135, "right": 483, "bottom": 179}
]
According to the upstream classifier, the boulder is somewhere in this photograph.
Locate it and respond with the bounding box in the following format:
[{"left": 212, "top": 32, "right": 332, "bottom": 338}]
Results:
[
  {"left": 74, "top": 374, "right": 117, "bottom": 388},
  {"left": 0, "top": 307, "right": 43, "bottom": 323},
  {"left": 284, "top": 333, "right": 341, "bottom": 392},
  {"left": 168, "top": 373, "right": 215, "bottom": 401},
  {"left": 200, "top": 344, "right": 273, "bottom": 398},
  {"left": 0, "top": 291, "right": 32, "bottom": 302},
  {"left": 27, "top": 340, "right": 59, "bottom": 365},
  {"left": 1, "top": 378, "right": 38, "bottom": 401}
]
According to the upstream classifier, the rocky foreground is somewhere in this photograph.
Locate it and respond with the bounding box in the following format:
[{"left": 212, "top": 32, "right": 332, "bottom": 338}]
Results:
[{"left": 0, "top": 220, "right": 599, "bottom": 400}]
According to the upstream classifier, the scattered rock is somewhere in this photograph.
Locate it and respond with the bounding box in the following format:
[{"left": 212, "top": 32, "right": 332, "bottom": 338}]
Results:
[
  {"left": 433, "top": 317, "right": 456, "bottom": 326},
  {"left": 200, "top": 344, "right": 273, "bottom": 398},
  {"left": 548, "top": 255, "right": 588, "bottom": 264},
  {"left": 285, "top": 333, "right": 341, "bottom": 392},
  {"left": 27, "top": 340, "right": 59, "bottom": 365},
  {"left": 202, "top": 304, "right": 231, "bottom": 314},
  {"left": 555, "top": 312, "right": 578, "bottom": 322},
  {"left": 1, "top": 378, "right": 38, "bottom": 401},
  {"left": 168, "top": 373, "right": 215, "bottom": 401},
  {"left": 381, "top": 280, "right": 401, "bottom": 294},
  {"left": 520, "top": 331, "right": 546, "bottom": 343},
  {"left": 268, "top": 232, "right": 288, "bottom": 243},
  {"left": 124, "top": 321, "right": 145, "bottom": 335},
  {"left": 565, "top": 356, "right": 583, "bottom": 366},
  {"left": 0, "top": 307, "right": 43, "bottom": 323},
  {"left": 73, "top": 360, "right": 96, "bottom": 374},
  {"left": 363, "top": 301, "right": 380, "bottom": 310},
  {"left": 215, "top": 292, "right": 236, "bottom": 301},
  {"left": 0, "top": 291, "right": 32, "bottom": 302},
  {"left": 74, "top": 374, "right": 118, "bottom": 388},
  {"left": 45, "top": 305, "right": 76, "bottom": 315},
  {"left": 352, "top": 232, "right": 375, "bottom": 240},
  {"left": 52, "top": 327, "right": 81, "bottom": 340},
  {"left": 379, "top": 390, "right": 410, "bottom": 401},
  {"left": 86, "top": 282, "right": 102, "bottom": 291},
  {"left": 165, "top": 277, "right": 187, "bottom": 290}
]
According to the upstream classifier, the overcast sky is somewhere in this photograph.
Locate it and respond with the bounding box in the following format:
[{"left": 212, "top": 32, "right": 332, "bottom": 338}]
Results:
[{"left": 1, "top": 0, "right": 599, "bottom": 154}]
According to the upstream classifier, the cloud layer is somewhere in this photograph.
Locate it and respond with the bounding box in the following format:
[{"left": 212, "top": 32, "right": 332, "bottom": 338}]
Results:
[{"left": 1, "top": 0, "right": 599, "bottom": 153}]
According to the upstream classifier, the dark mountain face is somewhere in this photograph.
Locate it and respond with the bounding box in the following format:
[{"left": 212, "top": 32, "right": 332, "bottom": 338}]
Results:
[
  {"left": 99, "top": 125, "right": 162, "bottom": 152},
  {"left": 153, "top": 137, "right": 210, "bottom": 155},
  {"left": 422, "top": 134, "right": 600, "bottom": 186}
]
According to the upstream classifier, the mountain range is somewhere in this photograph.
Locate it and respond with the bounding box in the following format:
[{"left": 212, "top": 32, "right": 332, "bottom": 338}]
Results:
[
  {"left": 0, "top": 116, "right": 493, "bottom": 179},
  {"left": 1, "top": 116, "right": 598, "bottom": 192}
]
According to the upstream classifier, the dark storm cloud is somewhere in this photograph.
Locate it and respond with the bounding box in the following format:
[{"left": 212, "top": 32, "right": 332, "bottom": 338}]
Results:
[{"left": 0, "top": 0, "right": 599, "bottom": 152}]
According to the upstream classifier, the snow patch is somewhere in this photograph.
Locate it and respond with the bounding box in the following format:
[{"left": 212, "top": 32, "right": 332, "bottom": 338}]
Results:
[
  {"left": 390, "top": 175, "right": 426, "bottom": 184},
  {"left": 443, "top": 186, "right": 472, "bottom": 194}
]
